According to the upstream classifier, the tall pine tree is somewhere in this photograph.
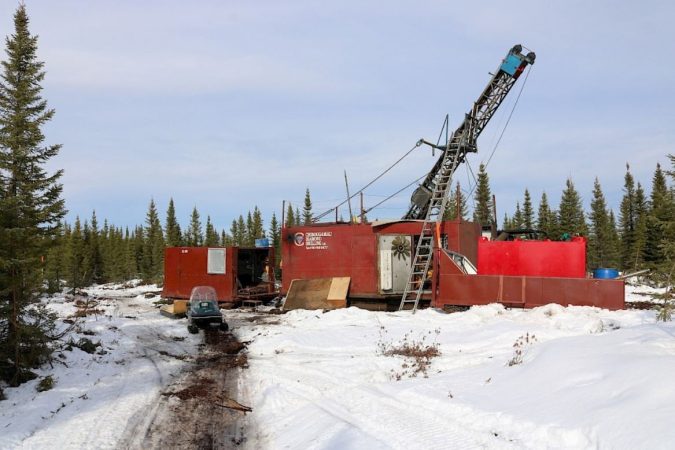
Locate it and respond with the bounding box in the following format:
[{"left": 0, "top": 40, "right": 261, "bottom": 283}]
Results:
[
  {"left": 558, "top": 178, "right": 587, "bottom": 238},
  {"left": 303, "top": 189, "right": 313, "bottom": 225},
  {"left": 204, "top": 216, "right": 219, "bottom": 247},
  {"left": 537, "top": 191, "right": 556, "bottom": 238},
  {"left": 0, "top": 5, "right": 66, "bottom": 385},
  {"left": 643, "top": 163, "right": 675, "bottom": 274},
  {"left": 443, "top": 182, "right": 468, "bottom": 220},
  {"left": 522, "top": 189, "right": 534, "bottom": 229},
  {"left": 237, "top": 215, "right": 246, "bottom": 246},
  {"left": 662, "top": 154, "right": 675, "bottom": 274},
  {"left": 473, "top": 163, "right": 493, "bottom": 227},
  {"left": 269, "top": 212, "right": 281, "bottom": 269},
  {"left": 588, "top": 178, "right": 619, "bottom": 269},
  {"left": 84, "top": 211, "right": 103, "bottom": 284},
  {"left": 285, "top": 202, "right": 295, "bottom": 228},
  {"left": 165, "top": 198, "right": 182, "bottom": 247},
  {"left": 252, "top": 206, "right": 265, "bottom": 241},
  {"left": 66, "top": 218, "right": 85, "bottom": 292},
  {"left": 142, "top": 199, "right": 164, "bottom": 283},
  {"left": 185, "top": 206, "right": 203, "bottom": 247}
]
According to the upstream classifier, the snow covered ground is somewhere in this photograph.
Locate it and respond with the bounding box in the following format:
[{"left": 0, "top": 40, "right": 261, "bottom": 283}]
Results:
[
  {"left": 0, "top": 283, "right": 200, "bottom": 449},
  {"left": 234, "top": 284, "right": 675, "bottom": 449},
  {"left": 1, "top": 282, "right": 673, "bottom": 449}
]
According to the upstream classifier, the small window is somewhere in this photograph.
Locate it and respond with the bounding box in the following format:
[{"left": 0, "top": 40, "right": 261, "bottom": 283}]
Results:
[{"left": 207, "top": 248, "right": 226, "bottom": 274}]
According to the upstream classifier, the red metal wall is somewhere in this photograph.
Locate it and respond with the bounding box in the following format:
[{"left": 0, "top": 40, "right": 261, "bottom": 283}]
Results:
[
  {"left": 163, "top": 247, "right": 237, "bottom": 302},
  {"left": 435, "top": 249, "right": 624, "bottom": 310},
  {"left": 281, "top": 220, "right": 480, "bottom": 297},
  {"left": 477, "top": 237, "right": 586, "bottom": 278}
]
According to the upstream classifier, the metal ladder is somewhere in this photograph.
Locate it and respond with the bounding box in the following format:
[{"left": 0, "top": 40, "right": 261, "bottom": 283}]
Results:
[{"left": 399, "top": 134, "right": 463, "bottom": 312}]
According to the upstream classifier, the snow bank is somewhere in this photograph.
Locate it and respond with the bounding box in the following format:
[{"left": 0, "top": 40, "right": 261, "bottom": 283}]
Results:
[
  {"left": 233, "top": 301, "right": 672, "bottom": 449},
  {"left": 0, "top": 283, "right": 200, "bottom": 449}
]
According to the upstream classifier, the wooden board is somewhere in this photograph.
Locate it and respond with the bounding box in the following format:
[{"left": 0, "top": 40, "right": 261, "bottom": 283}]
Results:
[
  {"left": 159, "top": 299, "right": 188, "bottom": 318},
  {"left": 284, "top": 277, "right": 350, "bottom": 311}
]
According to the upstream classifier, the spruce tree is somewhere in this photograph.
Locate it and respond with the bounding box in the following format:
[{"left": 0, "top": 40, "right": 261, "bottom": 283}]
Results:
[
  {"left": 285, "top": 203, "right": 295, "bottom": 227},
  {"left": 502, "top": 212, "right": 511, "bottom": 230},
  {"left": 269, "top": 212, "right": 281, "bottom": 268},
  {"left": 82, "top": 220, "right": 93, "bottom": 285},
  {"left": 473, "top": 163, "right": 493, "bottom": 227},
  {"left": 204, "top": 216, "right": 219, "bottom": 247},
  {"left": 84, "top": 211, "right": 103, "bottom": 284},
  {"left": 132, "top": 225, "right": 145, "bottom": 279},
  {"left": 185, "top": 206, "right": 203, "bottom": 247},
  {"left": 124, "top": 227, "right": 137, "bottom": 280},
  {"left": 558, "top": 178, "right": 587, "bottom": 237},
  {"left": 443, "top": 182, "right": 468, "bottom": 220},
  {"left": 512, "top": 202, "right": 523, "bottom": 229},
  {"left": 588, "top": 178, "right": 618, "bottom": 269},
  {"left": 661, "top": 154, "right": 675, "bottom": 273},
  {"left": 100, "top": 219, "right": 113, "bottom": 281},
  {"left": 107, "top": 226, "right": 124, "bottom": 282},
  {"left": 619, "top": 166, "right": 638, "bottom": 269},
  {"left": 237, "top": 215, "right": 246, "bottom": 246},
  {"left": 44, "top": 223, "right": 65, "bottom": 293},
  {"left": 245, "top": 211, "right": 254, "bottom": 246},
  {"left": 165, "top": 198, "right": 182, "bottom": 247},
  {"left": 252, "top": 206, "right": 264, "bottom": 240},
  {"left": 632, "top": 182, "right": 648, "bottom": 270},
  {"left": 608, "top": 211, "right": 621, "bottom": 268},
  {"left": 0, "top": 5, "right": 66, "bottom": 385},
  {"left": 220, "top": 229, "right": 233, "bottom": 247},
  {"left": 230, "top": 219, "right": 240, "bottom": 246},
  {"left": 66, "top": 218, "right": 85, "bottom": 293},
  {"left": 142, "top": 199, "right": 164, "bottom": 283},
  {"left": 522, "top": 189, "right": 534, "bottom": 229},
  {"left": 644, "top": 163, "right": 675, "bottom": 274},
  {"left": 303, "top": 188, "right": 313, "bottom": 225},
  {"left": 537, "top": 192, "right": 553, "bottom": 237}
]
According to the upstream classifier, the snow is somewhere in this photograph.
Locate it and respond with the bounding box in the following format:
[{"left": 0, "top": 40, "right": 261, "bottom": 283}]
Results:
[
  {"left": 2, "top": 283, "right": 674, "bottom": 449},
  {"left": 232, "top": 299, "right": 674, "bottom": 449},
  {"left": 0, "top": 282, "right": 200, "bottom": 449}
]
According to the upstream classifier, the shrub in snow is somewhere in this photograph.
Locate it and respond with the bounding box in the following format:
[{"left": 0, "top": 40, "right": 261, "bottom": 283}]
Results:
[
  {"left": 507, "top": 332, "right": 537, "bottom": 366},
  {"left": 656, "top": 298, "right": 674, "bottom": 322},
  {"left": 378, "top": 327, "right": 441, "bottom": 380},
  {"left": 655, "top": 277, "right": 674, "bottom": 322},
  {"left": 36, "top": 376, "right": 54, "bottom": 392},
  {"left": 66, "top": 338, "right": 101, "bottom": 354}
]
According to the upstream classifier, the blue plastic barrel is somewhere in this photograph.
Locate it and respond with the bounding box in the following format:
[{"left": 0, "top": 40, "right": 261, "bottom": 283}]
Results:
[
  {"left": 255, "top": 238, "right": 270, "bottom": 248},
  {"left": 593, "top": 268, "right": 619, "bottom": 279}
]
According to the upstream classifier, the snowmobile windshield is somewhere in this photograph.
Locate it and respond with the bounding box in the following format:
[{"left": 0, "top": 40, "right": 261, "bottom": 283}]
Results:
[{"left": 189, "top": 286, "right": 218, "bottom": 302}]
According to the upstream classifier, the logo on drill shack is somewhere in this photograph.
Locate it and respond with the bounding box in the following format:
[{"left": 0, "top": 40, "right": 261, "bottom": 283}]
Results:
[{"left": 294, "top": 231, "right": 331, "bottom": 250}]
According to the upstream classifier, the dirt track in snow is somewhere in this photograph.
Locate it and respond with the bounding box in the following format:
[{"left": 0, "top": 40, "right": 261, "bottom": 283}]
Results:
[{"left": 116, "top": 307, "right": 253, "bottom": 449}]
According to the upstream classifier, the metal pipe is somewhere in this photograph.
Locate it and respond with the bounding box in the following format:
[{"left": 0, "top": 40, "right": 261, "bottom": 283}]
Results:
[
  {"left": 344, "top": 170, "right": 353, "bottom": 223},
  {"left": 617, "top": 269, "right": 650, "bottom": 280}
]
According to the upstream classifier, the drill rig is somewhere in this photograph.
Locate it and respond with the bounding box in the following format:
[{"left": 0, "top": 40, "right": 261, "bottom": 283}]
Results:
[{"left": 400, "top": 44, "right": 536, "bottom": 311}]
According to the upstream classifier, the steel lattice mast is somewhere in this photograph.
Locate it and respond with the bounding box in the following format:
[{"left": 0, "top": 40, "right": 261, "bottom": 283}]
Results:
[{"left": 399, "top": 44, "right": 535, "bottom": 312}]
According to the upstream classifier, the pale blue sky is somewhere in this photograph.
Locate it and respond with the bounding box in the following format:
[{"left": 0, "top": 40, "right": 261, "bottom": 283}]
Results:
[{"left": 2, "top": 1, "right": 673, "bottom": 231}]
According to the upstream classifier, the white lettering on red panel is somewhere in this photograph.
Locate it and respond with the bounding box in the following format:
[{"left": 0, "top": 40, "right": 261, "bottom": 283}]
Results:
[{"left": 295, "top": 231, "right": 332, "bottom": 250}]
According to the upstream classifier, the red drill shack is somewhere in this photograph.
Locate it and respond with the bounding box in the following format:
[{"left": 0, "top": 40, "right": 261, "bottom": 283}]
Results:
[
  {"left": 163, "top": 246, "right": 277, "bottom": 304},
  {"left": 281, "top": 219, "right": 479, "bottom": 308},
  {"left": 281, "top": 221, "right": 625, "bottom": 310}
]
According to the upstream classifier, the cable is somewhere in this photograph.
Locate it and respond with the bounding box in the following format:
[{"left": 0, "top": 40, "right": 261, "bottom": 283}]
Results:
[
  {"left": 485, "top": 65, "right": 531, "bottom": 168},
  {"left": 364, "top": 174, "right": 426, "bottom": 214},
  {"left": 313, "top": 140, "right": 424, "bottom": 221},
  {"left": 465, "top": 64, "right": 532, "bottom": 202}
]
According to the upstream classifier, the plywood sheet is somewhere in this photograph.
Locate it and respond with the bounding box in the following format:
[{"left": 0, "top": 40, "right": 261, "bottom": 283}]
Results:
[{"left": 284, "top": 277, "right": 350, "bottom": 311}]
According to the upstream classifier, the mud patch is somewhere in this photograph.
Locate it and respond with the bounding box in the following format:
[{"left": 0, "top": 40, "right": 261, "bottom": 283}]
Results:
[{"left": 135, "top": 328, "right": 249, "bottom": 448}]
